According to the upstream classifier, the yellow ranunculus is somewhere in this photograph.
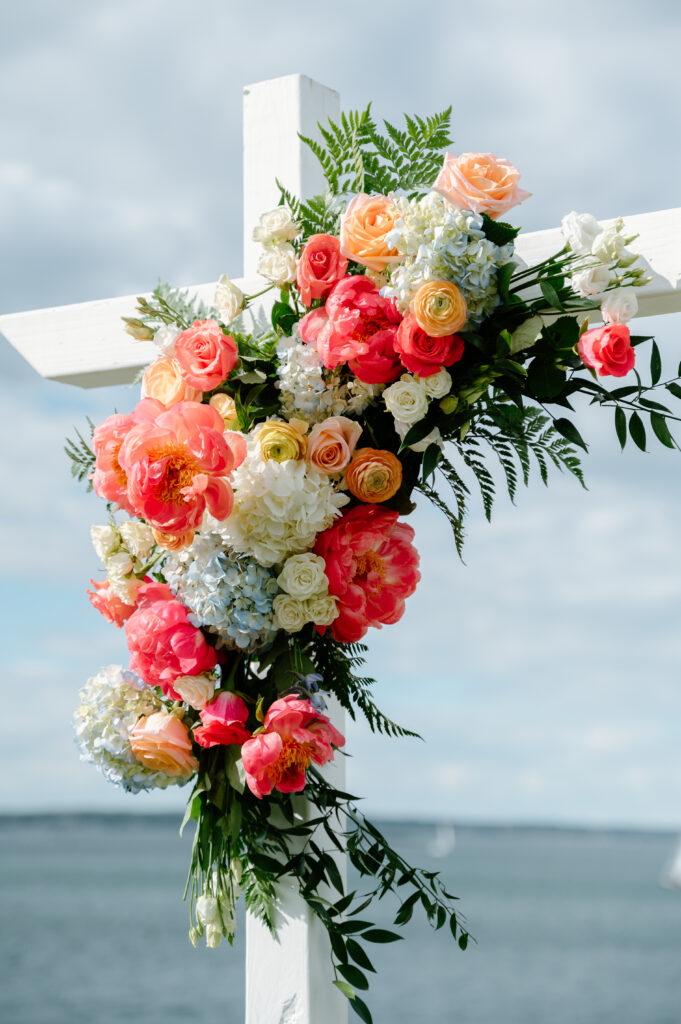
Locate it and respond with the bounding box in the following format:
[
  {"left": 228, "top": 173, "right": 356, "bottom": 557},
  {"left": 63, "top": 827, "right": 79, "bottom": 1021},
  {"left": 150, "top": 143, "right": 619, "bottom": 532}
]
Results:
[{"left": 257, "top": 421, "right": 308, "bottom": 463}]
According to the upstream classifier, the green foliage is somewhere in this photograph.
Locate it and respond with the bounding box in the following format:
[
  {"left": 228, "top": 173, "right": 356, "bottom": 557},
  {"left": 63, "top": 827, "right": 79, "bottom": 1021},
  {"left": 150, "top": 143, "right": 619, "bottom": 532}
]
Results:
[
  {"left": 124, "top": 281, "right": 210, "bottom": 336},
  {"left": 64, "top": 420, "right": 95, "bottom": 490}
]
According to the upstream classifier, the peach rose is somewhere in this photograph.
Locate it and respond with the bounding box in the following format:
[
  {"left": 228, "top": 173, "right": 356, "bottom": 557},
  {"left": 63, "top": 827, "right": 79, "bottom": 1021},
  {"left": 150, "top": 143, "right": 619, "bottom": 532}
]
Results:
[
  {"left": 307, "top": 416, "right": 362, "bottom": 474},
  {"left": 433, "top": 152, "right": 531, "bottom": 220},
  {"left": 340, "top": 194, "right": 402, "bottom": 272},
  {"left": 209, "top": 393, "right": 239, "bottom": 429},
  {"left": 151, "top": 526, "right": 195, "bottom": 552},
  {"left": 296, "top": 234, "right": 348, "bottom": 306},
  {"left": 345, "top": 448, "right": 403, "bottom": 504},
  {"left": 129, "top": 712, "right": 198, "bottom": 779},
  {"left": 142, "top": 356, "right": 203, "bottom": 407},
  {"left": 412, "top": 281, "right": 467, "bottom": 337},
  {"left": 175, "top": 319, "right": 239, "bottom": 390}
]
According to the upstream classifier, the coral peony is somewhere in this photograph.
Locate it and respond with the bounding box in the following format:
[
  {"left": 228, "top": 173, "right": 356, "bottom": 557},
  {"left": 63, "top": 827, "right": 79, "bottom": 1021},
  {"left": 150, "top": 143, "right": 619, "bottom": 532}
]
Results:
[
  {"left": 129, "top": 712, "right": 198, "bottom": 779},
  {"left": 340, "top": 194, "right": 402, "bottom": 272},
  {"left": 345, "top": 448, "right": 403, "bottom": 504},
  {"left": 87, "top": 578, "right": 138, "bottom": 627},
  {"left": 125, "top": 581, "right": 217, "bottom": 699},
  {"left": 314, "top": 505, "right": 420, "bottom": 642},
  {"left": 577, "top": 323, "right": 635, "bottom": 377},
  {"left": 193, "top": 691, "right": 251, "bottom": 748},
  {"left": 433, "top": 152, "right": 531, "bottom": 220},
  {"left": 174, "top": 319, "right": 239, "bottom": 390},
  {"left": 395, "top": 315, "right": 465, "bottom": 377},
  {"left": 241, "top": 694, "right": 344, "bottom": 798},
  {"left": 296, "top": 234, "right": 348, "bottom": 306},
  {"left": 91, "top": 399, "right": 163, "bottom": 514}
]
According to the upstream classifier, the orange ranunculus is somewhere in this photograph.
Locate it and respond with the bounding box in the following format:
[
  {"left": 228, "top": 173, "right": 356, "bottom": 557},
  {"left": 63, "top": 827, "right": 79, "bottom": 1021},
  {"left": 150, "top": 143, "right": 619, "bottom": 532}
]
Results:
[
  {"left": 432, "top": 152, "right": 531, "bottom": 220},
  {"left": 345, "top": 448, "right": 403, "bottom": 504},
  {"left": 152, "top": 526, "right": 195, "bottom": 551},
  {"left": 129, "top": 712, "right": 198, "bottom": 779},
  {"left": 142, "top": 356, "right": 203, "bottom": 407},
  {"left": 340, "top": 194, "right": 402, "bottom": 272},
  {"left": 411, "top": 281, "right": 467, "bottom": 337}
]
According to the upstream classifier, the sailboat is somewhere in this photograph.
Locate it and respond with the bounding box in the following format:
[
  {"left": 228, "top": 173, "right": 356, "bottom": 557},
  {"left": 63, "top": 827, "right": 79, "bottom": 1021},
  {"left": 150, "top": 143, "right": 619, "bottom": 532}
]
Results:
[
  {"left": 427, "top": 823, "right": 457, "bottom": 859},
  {"left": 660, "top": 837, "right": 681, "bottom": 889}
]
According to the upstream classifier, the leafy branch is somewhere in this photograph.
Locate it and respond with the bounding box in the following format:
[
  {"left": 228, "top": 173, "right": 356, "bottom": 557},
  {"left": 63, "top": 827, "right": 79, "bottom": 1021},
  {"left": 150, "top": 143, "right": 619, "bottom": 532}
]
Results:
[{"left": 65, "top": 420, "right": 96, "bottom": 490}]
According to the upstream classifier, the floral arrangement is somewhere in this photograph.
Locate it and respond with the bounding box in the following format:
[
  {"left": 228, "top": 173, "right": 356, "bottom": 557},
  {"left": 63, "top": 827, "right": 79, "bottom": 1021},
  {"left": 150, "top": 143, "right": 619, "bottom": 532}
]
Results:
[{"left": 68, "top": 107, "right": 680, "bottom": 1022}]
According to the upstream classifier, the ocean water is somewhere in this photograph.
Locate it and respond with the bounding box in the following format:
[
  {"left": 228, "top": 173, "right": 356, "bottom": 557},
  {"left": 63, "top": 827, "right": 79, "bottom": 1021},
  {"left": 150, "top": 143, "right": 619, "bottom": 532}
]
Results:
[{"left": 1, "top": 816, "right": 680, "bottom": 1024}]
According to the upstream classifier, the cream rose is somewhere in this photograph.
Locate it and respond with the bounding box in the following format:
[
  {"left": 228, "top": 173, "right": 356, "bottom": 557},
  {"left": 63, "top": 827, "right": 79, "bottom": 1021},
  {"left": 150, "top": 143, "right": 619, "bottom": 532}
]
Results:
[
  {"left": 215, "top": 275, "right": 244, "bottom": 324},
  {"left": 422, "top": 368, "right": 452, "bottom": 399},
  {"left": 172, "top": 674, "right": 216, "bottom": 710},
  {"left": 305, "top": 594, "right": 339, "bottom": 627},
  {"left": 257, "top": 243, "right": 298, "bottom": 286},
  {"left": 601, "top": 287, "right": 638, "bottom": 324},
  {"left": 272, "top": 594, "right": 308, "bottom": 633},
  {"left": 209, "top": 393, "right": 239, "bottom": 429},
  {"left": 252, "top": 207, "right": 299, "bottom": 244},
  {"left": 277, "top": 553, "right": 329, "bottom": 599},
  {"left": 383, "top": 375, "right": 429, "bottom": 425}
]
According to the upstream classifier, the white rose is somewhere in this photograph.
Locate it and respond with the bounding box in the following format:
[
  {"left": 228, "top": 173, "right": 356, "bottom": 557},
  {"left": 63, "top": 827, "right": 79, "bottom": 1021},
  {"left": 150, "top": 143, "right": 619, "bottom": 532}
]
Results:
[
  {"left": 383, "top": 375, "right": 428, "bottom": 425},
  {"left": 422, "top": 368, "right": 452, "bottom": 399},
  {"left": 257, "top": 243, "right": 298, "bottom": 286},
  {"left": 173, "top": 674, "right": 216, "bottom": 710},
  {"left": 561, "top": 211, "right": 601, "bottom": 255},
  {"left": 252, "top": 207, "right": 299, "bottom": 245},
  {"left": 570, "top": 264, "right": 612, "bottom": 298},
  {"left": 394, "top": 421, "right": 443, "bottom": 453},
  {"left": 153, "top": 324, "right": 181, "bottom": 356},
  {"left": 215, "top": 274, "right": 244, "bottom": 324},
  {"left": 305, "top": 594, "right": 339, "bottom": 627},
  {"left": 600, "top": 287, "right": 638, "bottom": 324},
  {"left": 273, "top": 594, "right": 308, "bottom": 633},
  {"left": 591, "top": 226, "right": 626, "bottom": 264},
  {"left": 277, "top": 553, "right": 328, "bottom": 599},
  {"left": 91, "top": 525, "right": 118, "bottom": 563},
  {"left": 118, "top": 521, "right": 154, "bottom": 561}
]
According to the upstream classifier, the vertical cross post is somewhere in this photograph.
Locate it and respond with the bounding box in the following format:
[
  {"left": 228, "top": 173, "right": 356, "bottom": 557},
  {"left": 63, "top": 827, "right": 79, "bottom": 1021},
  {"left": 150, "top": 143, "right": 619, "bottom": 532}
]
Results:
[{"left": 241, "top": 74, "right": 348, "bottom": 1024}]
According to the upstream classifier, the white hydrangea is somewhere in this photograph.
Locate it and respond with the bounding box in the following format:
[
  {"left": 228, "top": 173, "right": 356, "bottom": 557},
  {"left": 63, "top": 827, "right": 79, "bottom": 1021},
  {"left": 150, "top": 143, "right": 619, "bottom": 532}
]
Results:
[
  {"left": 381, "top": 192, "right": 514, "bottom": 324},
  {"left": 74, "top": 666, "right": 186, "bottom": 794}
]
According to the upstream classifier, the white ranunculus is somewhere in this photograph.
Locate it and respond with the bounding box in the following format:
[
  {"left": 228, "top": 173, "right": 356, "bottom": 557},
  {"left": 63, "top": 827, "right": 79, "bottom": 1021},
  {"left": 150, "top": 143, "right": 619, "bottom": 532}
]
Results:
[
  {"left": 570, "top": 264, "right": 612, "bottom": 298},
  {"left": 91, "top": 525, "right": 118, "bottom": 563},
  {"left": 591, "top": 226, "right": 626, "bottom": 264},
  {"left": 600, "top": 287, "right": 639, "bottom": 324},
  {"left": 277, "top": 553, "right": 328, "bottom": 600},
  {"left": 305, "top": 594, "right": 339, "bottom": 627},
  {"left": 173, "top": 674, "right": 216, "bottom": 710},
  {"left": 118, "top": 521, "right": 154, "bottom": 561},
  {"left": 215, "top": 274, "right": 244, "bottom": 324},
  {"left": 153, "top": 324, "right": 181, "bottom": 356},
  {"left": 422, "top": 368, "right": 452, "bottom": 399},
  {"left": 383, "top": 375, "right": 429, "bottom": 425},
  {"left": 394, "top": 421, "right": 443, "bottom": 453},
  {"left": 561, "top": 211, "right": 601, "bottom": 255},
  {"left": 252, "top": 207, "right": 299, "bottom": 245},
  {"left": 257, "top": 243, "right": 298, "bottom": 286},
  {"left": 273, "top": 594, "right": 308, "bottom": 633}
]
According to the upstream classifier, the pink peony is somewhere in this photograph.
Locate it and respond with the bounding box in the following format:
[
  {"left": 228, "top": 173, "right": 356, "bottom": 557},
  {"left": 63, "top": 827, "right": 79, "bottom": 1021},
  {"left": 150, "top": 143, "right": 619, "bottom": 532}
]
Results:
[
  {"left": 241, "top": 694, "right": 345, "bottom": 798},
  {"left": 314, "top": 505, "right": 421, "bottom": 643},
  {"left": 577, "top": 323, "right": 635, "bottom": 377},
  {"left": 193, "top": 691, "right": 252, "bottom": 749},
  {"left": 296, "top": 234, "right": 348, "bottom": 306},
  {"left": 86, "top": 579, "right": 138, "bottom": 627},
  {"left": 174, "top": 319, "right": 239, "bottom": 390},
  {"left": 300, "top": 276, "right": 403, "bottom": 384},
  {"left": 91, "top": 399, "right": 163, "bottom": 514},
  {"left": 394, "top": 315, "right": 465, "bottom": 377},
  {"left": 125, "top": 581, "right": 217, "bottom": 699},
  {"left": 118, "top": 400, "right": 246, "bottom": 541}
]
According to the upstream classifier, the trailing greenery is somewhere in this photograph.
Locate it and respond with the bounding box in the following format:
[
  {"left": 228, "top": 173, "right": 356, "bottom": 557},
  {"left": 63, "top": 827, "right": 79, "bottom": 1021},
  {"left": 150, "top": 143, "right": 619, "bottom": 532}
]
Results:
[{"left": 64, "top": 420, "right": 95, "bottom": 490}]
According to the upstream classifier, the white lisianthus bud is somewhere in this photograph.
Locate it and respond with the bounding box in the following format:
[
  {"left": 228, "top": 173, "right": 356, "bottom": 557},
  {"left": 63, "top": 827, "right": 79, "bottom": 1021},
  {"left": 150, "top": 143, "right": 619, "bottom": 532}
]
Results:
[
  {"left": 422, "top": 367, "right": 452, "bottom": 399},
  {"left": 600, "top": 287, "right": 638, "bottom": 324},
  {"left": 91, "top": 525, "right": 118, "bottom": 563},
  {"left": 383, "top": 375, "right": 429, "bottom": 425},
  {"left": 205, "top": 925, "right": 222, "bottom": 949},
  {"left": 591, "top": 227, "right": 626, "bottom": 264},
  {"left": 118, "top": 521, "right": 154, "bottom": 561},
  {"left": 394, "top": 421, "right": 443, "bottom": 453},
  {"left": 570, "top": 264, "right": 612, "bottom": 298},
  {"left": 273, "top": 594, "right": 308, "bottom": 633},
  {"left": 277, "top": 553, "right": 328, "bottom": 599},
  {"left": 257, "top": 243, "right": 298, "bottom": 286},
  {"left": 215, "top": 275, "right": 244, "bottom": 324},
  {"left": 173, "top": 674, "right": 216, "bottom": 710},
  {"left": 253, "top": 207, "right": 299, "bottom": 244},
  {"left": 153, "top": 324, "right": 181, "bottom": 356},
  {"left": 561, "top": 211, "right": 601, "bottom": 255},
  {"left": 196, "top": 895, "right": 220, "bottom": 926},
  {"left": 305, "top": 594, "right": 339, "bottom": 627},
  {"left": 616, "top": 248, "right": 640, "bottom": 269}
]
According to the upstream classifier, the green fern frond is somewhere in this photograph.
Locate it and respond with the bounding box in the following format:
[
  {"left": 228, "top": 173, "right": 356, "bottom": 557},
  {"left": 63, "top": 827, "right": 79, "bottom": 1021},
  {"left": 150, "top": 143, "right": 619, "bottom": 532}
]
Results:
[{"left": 65, "top": 419, "right": 95, "bottom": 490}]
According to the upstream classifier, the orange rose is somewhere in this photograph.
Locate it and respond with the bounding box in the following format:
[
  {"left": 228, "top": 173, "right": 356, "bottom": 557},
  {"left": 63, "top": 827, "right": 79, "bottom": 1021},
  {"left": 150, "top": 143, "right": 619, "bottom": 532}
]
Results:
[
  {"left": 129, "top": 712, "right": 198, "bottom": 779},
  {"left": 345, "top": 448, "right": 403, "bottom": 504},
  {"left": 412, "top": 281, "right": 467, "bottom": 337},
  {"left": 152, "top": 526, "right": 195, "bottom": 551},
  {"left": 340, "top": 194, "right": 402, "bottom": 272},
  {"left": 308, "top": 416, "right": 362, "bottom": 474},
  {"left": 432, "top": 152, "right": 531, "bottom": 220},
  {"left": 141, "top": 357, "right": 203, "bottom": 406}
]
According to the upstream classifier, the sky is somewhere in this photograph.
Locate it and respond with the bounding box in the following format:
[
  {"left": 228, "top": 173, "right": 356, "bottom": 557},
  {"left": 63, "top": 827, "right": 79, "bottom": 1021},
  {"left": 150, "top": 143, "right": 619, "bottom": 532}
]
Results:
[{"left": 1, "top": 0, "right": 681, "bottom": 828}]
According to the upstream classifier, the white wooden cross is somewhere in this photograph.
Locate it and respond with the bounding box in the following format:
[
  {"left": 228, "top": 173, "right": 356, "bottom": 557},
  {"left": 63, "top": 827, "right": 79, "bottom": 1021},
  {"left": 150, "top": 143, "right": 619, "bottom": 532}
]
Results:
[{"left": 2, "top": 73, "right": 681, "bottom": 1024}]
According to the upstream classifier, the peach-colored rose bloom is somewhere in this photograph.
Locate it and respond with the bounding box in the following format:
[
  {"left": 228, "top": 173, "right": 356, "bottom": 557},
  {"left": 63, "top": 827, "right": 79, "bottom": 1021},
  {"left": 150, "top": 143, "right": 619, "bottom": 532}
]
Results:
[
  {"left": 433, "top": 152, "right": 531, "bottom": 220},
  {"left": 412, "top": 281, "right": 467, "bottom": 336},
  {"left": 209, "top": 393, "right": 239, "bottom": 429},
  {"left": 129, "top": 712, "right": 198, "bottom": 779},
  {"left": 307, "top": 416, "right": 362, "bottom": 474},
  {"left": 340, "top": 194, "right": 402, "bottom": 272},
  {"left": 142, "top": 356, "right": 203, "bottom": 407},
  {"left": 345, "top": 448, "right": 403, "bottom": 504},
  {"left": 152, "top": 526, "right": 195, "bottom": 552}
]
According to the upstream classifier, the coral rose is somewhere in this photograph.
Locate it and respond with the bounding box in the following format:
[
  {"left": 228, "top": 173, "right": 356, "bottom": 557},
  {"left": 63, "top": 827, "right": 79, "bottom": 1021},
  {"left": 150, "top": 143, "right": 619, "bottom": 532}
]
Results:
[
  {"left": 345, "top": 448, "right": 403, "bottom": 504},
  {"left": 141, "top": 356, "right": 203, "bottom": 407},
  {"left": 340, "top": 194, "right": 402, "bottom": 272},
  {"left": 129, "top": 712, "right": 198, "bottom": 779},
  {"left": 125, "top": 581, "right": 217, "bottom": 699},
  {"left": 577, "top": 324, "right": 635, "bottom": 377},
  {"left": 257, "top": 420, "right": 308, "bottom": 463},
  {"left": 433, "top": 152, "right": 531, "bottom": 220},
  {"left": 241, "top": 694, "right": 344, "bottom": 798},
  {"left": 193, "top": 691, "right": 252, "bottom": 748},
  {"left": 296, "top": 234, "right": 348, "bottom": 306},
  {"left": 411, "top": 281, "right": 467, "bottom": 337},
  {"left": 87, "top": 579, "right": 137, "bottom": 627},
  {"left": 91, "top": 399, "right": 163, "bottom": 514},
  {"left": 307, "top": 416, "right": 362, "bottom": 474},
  {"left": 395, "top": 315, "right": 465, "bottom": 377},
  {"left": 118, "top": 401, "right": 246, "bottom": 540},
  {"left": 174, "top": 319, "right": 239, "bottom": 390},
  {"left": 314, "top": 505, "right": 421, "bottom": 643}
]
